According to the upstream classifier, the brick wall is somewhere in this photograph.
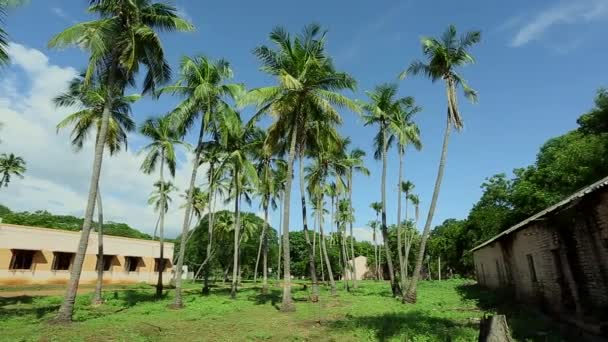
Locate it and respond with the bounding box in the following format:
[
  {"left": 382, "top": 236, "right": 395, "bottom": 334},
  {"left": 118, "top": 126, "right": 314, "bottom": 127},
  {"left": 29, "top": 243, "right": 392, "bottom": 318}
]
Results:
[{"left": 473, "top": 188, "right": 608, "bottom": 331}]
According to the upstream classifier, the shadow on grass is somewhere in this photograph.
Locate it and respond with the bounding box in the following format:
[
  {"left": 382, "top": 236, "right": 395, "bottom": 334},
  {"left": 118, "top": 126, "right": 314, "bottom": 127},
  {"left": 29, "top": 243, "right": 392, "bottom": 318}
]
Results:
[
  {"left": 247, "top": 289, "right": 281, "bottom": 306},
  {"left": 327, "top": 311, "right": 476, "bottom": 341},
  {"left": 456, "top": 283, "right": 565, "bottom": 341},
  {"left": 0, "top": 296, "right": 59, "bottom": 320}
]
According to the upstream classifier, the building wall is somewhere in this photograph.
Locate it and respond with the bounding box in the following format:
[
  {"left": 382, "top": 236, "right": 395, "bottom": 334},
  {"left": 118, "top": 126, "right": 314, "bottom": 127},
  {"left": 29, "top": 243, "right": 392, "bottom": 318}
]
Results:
[
  {"left": 0, "top": 224, "right": 174, "bottom": 286},
  {"left": 473, "top": 189, "right": 608, "bottom": 334},
  {"left": 345, "top": 256, "right": 370, "bottom": 280}
]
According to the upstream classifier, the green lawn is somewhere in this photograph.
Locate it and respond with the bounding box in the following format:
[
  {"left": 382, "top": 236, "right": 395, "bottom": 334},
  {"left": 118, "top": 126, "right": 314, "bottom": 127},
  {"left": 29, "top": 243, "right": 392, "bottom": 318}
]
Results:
[{"left": 0, "top": 279, "right": 562, "bottom": 341}]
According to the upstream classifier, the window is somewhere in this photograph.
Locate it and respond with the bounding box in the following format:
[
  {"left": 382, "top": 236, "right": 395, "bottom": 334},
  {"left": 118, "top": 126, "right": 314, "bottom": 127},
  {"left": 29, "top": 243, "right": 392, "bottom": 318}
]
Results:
[
  {"left": 96, "top": 255, "right": 114, "bottom": 272},
  {"left": 52, "top": 252, "right": 74, "bottom": 271},
  {"left": 154, "top": 258, "right": 169, "bottom": 272},
  {"left": 9, "top": 249, "right": 35, "bottom": 270},
  {"left": 527, "top": 254, "right": 538, "bottom": 283},
  {"left": 124, "top": 256, "right": 142, "bottom": 272}
]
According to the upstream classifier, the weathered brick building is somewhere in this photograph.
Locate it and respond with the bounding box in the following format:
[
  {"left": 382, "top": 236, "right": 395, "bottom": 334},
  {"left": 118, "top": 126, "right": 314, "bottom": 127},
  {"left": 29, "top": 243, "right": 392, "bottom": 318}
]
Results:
[{"left": 472, "top": 176, "right": 608, "bottom": 336}]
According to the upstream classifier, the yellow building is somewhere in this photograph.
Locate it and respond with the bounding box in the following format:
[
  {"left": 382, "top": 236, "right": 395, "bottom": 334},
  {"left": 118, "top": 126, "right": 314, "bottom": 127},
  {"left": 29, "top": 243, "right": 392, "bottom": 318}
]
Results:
[{"left": 0, "top": 223, "right": 173, "bottom": 286}]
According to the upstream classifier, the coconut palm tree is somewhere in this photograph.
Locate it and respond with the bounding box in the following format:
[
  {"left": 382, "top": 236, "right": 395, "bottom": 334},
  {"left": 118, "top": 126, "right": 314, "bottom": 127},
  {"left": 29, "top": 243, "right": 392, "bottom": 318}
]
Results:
[
  {"left": 404, "top": 193, "right": 420, "bottom": 278},
  {"left": 0, "top": 0, "right": 25, "bottom": 67},
  {"left": 274, "top": 160, "right": 288, "bottom": 282},
  {"left": 362, "top": 83, "right": 410, "bottom": 297},
  {"left": 245, "top": 24, "right": 358, "bottom": 311},
  {"left": 370, "top": 201, "right": 382, "bottom": 280},
  {"left": 336, "top": 198, "right": 353, "bottom": 288},
  {"left": 341, "top": 141, "right": 370, "bottom": 288},
  {"left": 400, "top": 25, "right": 481, "bottom": 303},
  {"left": 139, "top": 116, "right": 186, "bottom": 297},
  {"left": 399, "top": 181, "right": 415, "bottom": 279},
  {"left": 215, "top": 109, "right": 261, "bottom": 298},
  {"left": 49, "top": 0, "right": 192, "bottom": 321},
  {"left": 0, "top": 153, "right": 25, "bottom": 188},
  {"left": 158, "top": 55, "right": 243, "bottom": 307},
  {"left": 54, "top": 73, "right": 137, "bottom": 305},
  {"left": 391, "top": 100, "right": 422, "bottom": 299},
  {"left": 252, "top": 138, "right": 283, "bottom": 293}
]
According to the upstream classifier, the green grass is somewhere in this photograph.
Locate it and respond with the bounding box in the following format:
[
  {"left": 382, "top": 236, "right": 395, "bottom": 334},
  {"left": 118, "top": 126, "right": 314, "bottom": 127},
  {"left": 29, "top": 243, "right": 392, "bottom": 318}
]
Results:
[{"left": 0, "top": 279, "right": 563, "bottom": 341}]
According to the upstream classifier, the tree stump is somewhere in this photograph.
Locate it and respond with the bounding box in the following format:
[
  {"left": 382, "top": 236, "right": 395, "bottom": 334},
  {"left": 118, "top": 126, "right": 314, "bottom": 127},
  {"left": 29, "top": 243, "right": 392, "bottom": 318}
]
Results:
[{"left": 478, "top": 315, "right": 513, "bottom": 342}]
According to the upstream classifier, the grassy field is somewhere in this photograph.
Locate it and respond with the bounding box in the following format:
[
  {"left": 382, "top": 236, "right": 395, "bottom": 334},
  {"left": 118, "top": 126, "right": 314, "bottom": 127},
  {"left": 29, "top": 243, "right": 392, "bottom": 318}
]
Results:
[{"left": 0, "top": 279, "right": 563, "bottom": 341}]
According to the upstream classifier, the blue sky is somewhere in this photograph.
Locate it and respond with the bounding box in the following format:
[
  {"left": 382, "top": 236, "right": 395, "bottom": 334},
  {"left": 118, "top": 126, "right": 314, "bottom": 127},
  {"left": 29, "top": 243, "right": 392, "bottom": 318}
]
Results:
[{"left": 0, "top": 0, "right": 606, "bottom": 241}]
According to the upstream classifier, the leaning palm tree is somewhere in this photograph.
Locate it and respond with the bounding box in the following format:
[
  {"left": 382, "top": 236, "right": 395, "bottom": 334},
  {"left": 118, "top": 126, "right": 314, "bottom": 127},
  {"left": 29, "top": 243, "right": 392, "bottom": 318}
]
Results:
[
  {"left": 49, "top": 0, "right": 192, "bottom": 321},
  {"left": 391, "top": 100, "right": 422, "bottom": 299},
  {"left": 0, "top": 153, "right": 25, "bottom": 188},
  {"left": 370, "top": 201, "right": 382, "bottom": 280},
  {"left": 54, "top": 73, "right": 137, "bottom": 305},
  {"left": 215, "top": 109, "right": 261, "bottom": 298},
  {"left": 139, "top": 116, "right": 186, "bottom": 298},
  {"left": 399, "top": 25, "right": 481, "bottom": 303},
  {"left": 362, "top": 83, "right": 410, "bottom": 297},
  {"left": 245, "top": 24, "right": 358, "bottom": 311},
  {"left": 158, "top": 55, "right": 243, "bottom": 307}
]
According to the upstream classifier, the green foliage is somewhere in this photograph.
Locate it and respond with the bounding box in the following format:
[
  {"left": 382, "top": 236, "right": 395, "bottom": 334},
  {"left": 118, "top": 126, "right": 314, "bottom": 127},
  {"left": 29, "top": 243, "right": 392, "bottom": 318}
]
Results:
[
  {"left": 0, "top": 204, "right": 153, "bottom": 240},
  {"left": 430, "top": 89, "right": 608, "bottom": 275}
]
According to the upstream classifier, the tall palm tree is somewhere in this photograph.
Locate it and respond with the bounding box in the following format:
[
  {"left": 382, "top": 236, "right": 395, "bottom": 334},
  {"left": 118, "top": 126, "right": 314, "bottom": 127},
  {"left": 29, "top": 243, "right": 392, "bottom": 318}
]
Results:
[
  {"left": 139, "top": 116, "right": 186, "bottom": 297},
  {"left": 0, "top": 0, "right": 26, "bottom": 67},
  {"left": 370, "top": 201, "right": 382, "bottom": 280},
  {"left": 246, "top": 24, "right": 358, "bottom": 311},
  {"left": 362, "top": 83, "right": 410, "bottom": 297},
  {"left": 215, "top": 109, "right": 261, "bottom": 298},
  {"left": 391, "top": 100, "right": 422, "bottom": 300},
  {"left": 399, "top": 181, "right": 415, "bottom": 279},
  {"left": 158, "top": 55, "right": 243, "bottom": 307},
  {"left": 54, "top": 73, "right": 137, "bottom": 305},
  {"left": 341, "top": 140, "right": 370, "bottom": 288},
  {"left": 274, "top": 160, "right": 288, "bottom": 282},
  {"left": 336, "top": 198, "right": 353, "bottom": 288},
  {"left": 253, "top": 138, "right": 282, "bottom": 293},
  {"left": 0, "top": 153, "right": 25, "bottom": 188},
  {"left": 148, "top": 181, "right": 177, "bottom": 212},
  {"left": 49, "top": 0, "right": 192, "bottom": 321},
  {"left": 400, "top": 25, "right": 481, "bottom": 303},
  {"left": 404, "top": 193, "right": 420, "bottom": 278}
]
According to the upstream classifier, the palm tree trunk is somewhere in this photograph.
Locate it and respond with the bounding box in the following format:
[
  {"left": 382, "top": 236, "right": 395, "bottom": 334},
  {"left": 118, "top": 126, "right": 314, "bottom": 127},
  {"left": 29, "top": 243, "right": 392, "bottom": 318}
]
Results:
[
  {"left": 253, "top": 202, "right": 266, "bottom": 285},
  {"left": 396, "top": 148, "right": 406, "bottom": 292},
  {"left": 172, "top": 118, "right": 206, "bottom": 308},
  {"left": 348, "top": 172, "right": 357, "bottom": 287},
  {"left": 280, "top": 126, "right": 298, "bottom": 312},
  {"left": 277, "top": 195, "right": 282, "bottom": 282},
  {"left": 55, "top": 68, "right": 115, "bottom": 322},
  {"left": 299, "top": 157, "right": 319, "bottom": 301},
  {"left": 404, "top": 115, "right": 451, "bottom": 304},
  {"left": 318, "top": 195, "right": 336, "bottom": 295},
  {"left": 373, "top": 224, "right": 378, "bottom": 280},
  {"left": 231, "top": 173, "right": 241, "bottom": 299},
  {"left": 156, "top": 154, "right": 166, "bottom": 298},
  {"left": 340, "top": 224, "right": 349, "bottom": 290},
  {"left": 403, "top": 190, "right": 409, "bottom": 279},
  {"left": 202, "top": 179, "right": 216, "bottom": 295},
  {"left": 93, "top": 188, "right": 104, "bottom": 305},
  {"left": 381, "top": 127, "right": 401, "bottom": 297},
  {"left": 262, "top": 204, "right": 269, "bottom": 294}
]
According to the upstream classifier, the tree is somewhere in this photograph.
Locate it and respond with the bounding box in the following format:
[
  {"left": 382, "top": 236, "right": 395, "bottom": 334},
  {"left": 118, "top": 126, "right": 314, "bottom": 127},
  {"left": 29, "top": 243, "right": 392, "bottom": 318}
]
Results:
[
  {"left": 215, "top": 109, "right": 261, "bottom": 298},
  {"left": 246, "top": 24, "right": 358, "bottom": 311},
  {"left": 159, "top": 55, "right": 242, "bottom": 308},
  {"left": 400, "top": 25, "right": 481, "bottom": 303},
  {"left": 139, "top": 116, "right": 186, "bottom": 297},
  {"left": 49, "top": 0, "right": 192, "bottom": 321},
  {"left": 362, "top": 83, "right": 410, "bottom": 297},
  {"left": 252, "top": 136, "right": 283, "bottom": 293},
  {"left": 391, "top": 98, "right": 421, "bottom": 297},
  {"left": 0, "top": 153, "right": 25, "bottom": 188},
  {"left": 0, "top": 0, "right": 26, "bottom": 67},
  {"left": 54, "top": 73, "right": 137, "bottom": 305},
  {"left": 342, "top": 141, "right": 370, "bottom": 288},
  {"left": 404, "top": 193, "right": 420, "bottom": 277},
  {"left": 370, "top": 201, "right": 382, "bottom": 280}
]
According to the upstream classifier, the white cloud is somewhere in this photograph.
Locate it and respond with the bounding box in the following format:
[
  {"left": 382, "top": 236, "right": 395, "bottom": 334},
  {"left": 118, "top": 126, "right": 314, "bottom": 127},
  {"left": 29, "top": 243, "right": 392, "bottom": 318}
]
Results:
[
  {"left": 0, "top": 43, "right": 209, "bottom": 238},
  {"left": 351, "top": 226, "right": 376, "bottom": 243},
  {"left": 510, "top": 0, "right": 608, "bottom": 47}
]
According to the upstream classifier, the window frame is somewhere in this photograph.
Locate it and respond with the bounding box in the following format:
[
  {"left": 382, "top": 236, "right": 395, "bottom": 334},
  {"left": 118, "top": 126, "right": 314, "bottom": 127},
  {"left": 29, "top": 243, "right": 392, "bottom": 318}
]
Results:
[
  {"left": 9, "top": 249, "right": 36, "bottom": 270},
  {"left": 51, "top": 252, "right": 74, "bottom": 271}
]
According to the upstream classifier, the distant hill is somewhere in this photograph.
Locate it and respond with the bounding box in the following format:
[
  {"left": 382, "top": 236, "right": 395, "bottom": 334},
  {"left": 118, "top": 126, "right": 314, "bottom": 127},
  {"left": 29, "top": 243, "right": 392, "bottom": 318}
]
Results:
[{"left": 0, "top": 204, "right": 154, "bottom": 240}]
